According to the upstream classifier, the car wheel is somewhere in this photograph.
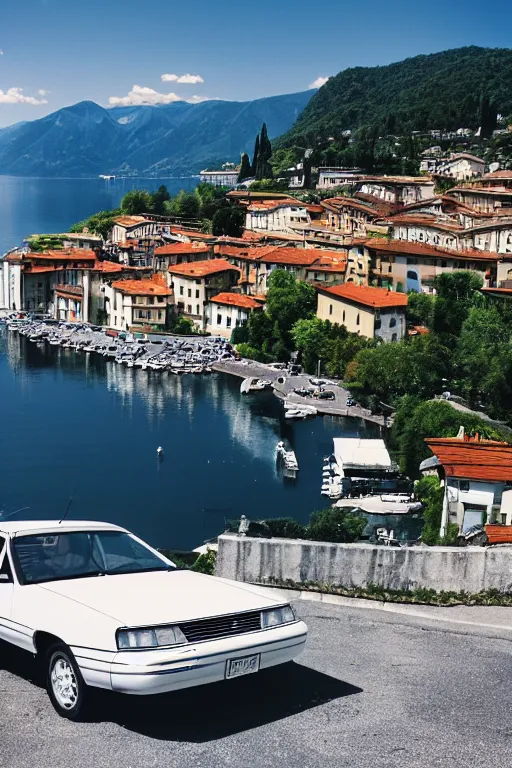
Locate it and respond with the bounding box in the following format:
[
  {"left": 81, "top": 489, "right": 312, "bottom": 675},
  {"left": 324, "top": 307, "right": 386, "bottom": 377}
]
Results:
[{"left": 46, "top": 643, "right": 88, "bottom": 720}]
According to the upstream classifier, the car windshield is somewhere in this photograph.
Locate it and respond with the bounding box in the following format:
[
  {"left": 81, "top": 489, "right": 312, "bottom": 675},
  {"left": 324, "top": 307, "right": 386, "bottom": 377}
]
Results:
[{"left": 14, "top": 531, "right": 173, "bottom": 584}]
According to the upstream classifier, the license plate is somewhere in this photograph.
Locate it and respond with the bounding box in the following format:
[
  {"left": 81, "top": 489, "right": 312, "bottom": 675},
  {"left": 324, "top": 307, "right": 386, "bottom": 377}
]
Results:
[{"left": 225, "top": 653, "right": 260, "bottom": 679}]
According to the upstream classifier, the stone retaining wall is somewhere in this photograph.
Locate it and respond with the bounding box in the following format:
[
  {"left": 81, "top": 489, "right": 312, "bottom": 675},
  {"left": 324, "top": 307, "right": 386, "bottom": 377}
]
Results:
[{"left": 215, "top": 535, "right": 512, "bottom": 593}]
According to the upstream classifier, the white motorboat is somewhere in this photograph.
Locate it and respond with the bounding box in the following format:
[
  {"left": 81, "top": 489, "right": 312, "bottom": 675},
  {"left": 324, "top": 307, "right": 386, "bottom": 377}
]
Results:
[
  {"left": 240, "top": 377, "right": 270, "bottom": 394},
  {"left": 285, "top": 409, "right": 309, "bottom": 420},
  {"left": 276, "top": 441, "right": 299, "bottom": 476}
]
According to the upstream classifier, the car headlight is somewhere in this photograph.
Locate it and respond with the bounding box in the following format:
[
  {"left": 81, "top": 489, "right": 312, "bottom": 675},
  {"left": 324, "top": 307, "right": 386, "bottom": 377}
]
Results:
[
  {"left": 261, "top": 605, "right": 297, "bottom": 629},
  {"left": 117, "top": 625, "right": 187, "bottom": 649}
]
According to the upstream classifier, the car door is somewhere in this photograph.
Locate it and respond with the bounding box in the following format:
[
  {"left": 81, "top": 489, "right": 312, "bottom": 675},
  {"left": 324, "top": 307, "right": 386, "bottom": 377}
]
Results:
[{"left": 0, "top": 535, "right": 14, "bottom": 641}]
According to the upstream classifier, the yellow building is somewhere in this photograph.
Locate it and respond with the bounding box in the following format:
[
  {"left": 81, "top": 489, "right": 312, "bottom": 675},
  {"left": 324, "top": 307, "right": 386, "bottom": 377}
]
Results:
[{"left": 316, "top": 283, "right": 408, "bottom": 341}]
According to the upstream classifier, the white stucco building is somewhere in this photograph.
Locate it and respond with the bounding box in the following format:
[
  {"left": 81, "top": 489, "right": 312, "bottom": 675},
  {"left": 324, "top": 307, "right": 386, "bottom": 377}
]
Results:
[
  {"left": 206, "top": 292, "right": 262, "bottom": 338},
  {"left": 245, "top": 200, "right": 310, "bottom": 233},
  {"left": 423, "top": 434, "right": 512, "bottom": 536},
  {"left": 420, "top": 152, "right": 485, "bottom": 180}
]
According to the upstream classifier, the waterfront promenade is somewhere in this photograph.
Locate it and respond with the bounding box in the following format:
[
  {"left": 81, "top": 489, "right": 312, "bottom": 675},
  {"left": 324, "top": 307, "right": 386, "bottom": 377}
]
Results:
[{"left": 213, "top": 359, "right": 387, "bottom": 426}]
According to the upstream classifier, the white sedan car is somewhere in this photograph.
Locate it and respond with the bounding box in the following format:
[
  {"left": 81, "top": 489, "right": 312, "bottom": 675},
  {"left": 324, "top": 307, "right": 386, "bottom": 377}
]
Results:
[{"left": 0, "top": 520, "right": 307, "bottom": 720}]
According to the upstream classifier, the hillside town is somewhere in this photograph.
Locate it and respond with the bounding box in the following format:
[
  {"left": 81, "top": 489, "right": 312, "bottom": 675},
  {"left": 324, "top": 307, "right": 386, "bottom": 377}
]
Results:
[{"left": 2, "top": 166, "right": 512, "bottom": 338}]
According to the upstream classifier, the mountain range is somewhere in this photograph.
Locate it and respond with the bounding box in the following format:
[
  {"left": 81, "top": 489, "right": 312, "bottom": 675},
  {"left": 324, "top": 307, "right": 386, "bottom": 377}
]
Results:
[
  {"left": 278, "top": 46, "right": 512, "bottom": 147},
  {"left": 0, "top": 91, "right": 313, "bottom": 178}
]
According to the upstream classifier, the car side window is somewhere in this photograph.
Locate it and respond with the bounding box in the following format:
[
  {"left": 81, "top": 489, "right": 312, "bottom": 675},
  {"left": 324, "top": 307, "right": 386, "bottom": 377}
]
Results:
[{"left": 0, "top": 536, "right": 12, "bottom": 583}]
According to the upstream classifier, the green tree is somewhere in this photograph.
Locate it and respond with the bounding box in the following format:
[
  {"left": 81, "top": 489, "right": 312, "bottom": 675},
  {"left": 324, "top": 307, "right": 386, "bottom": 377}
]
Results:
[
  {"left": 247, "top": 311, "right": 274, "bottom": 353},
  {"left": 432, "top": 271, "right": 482, "bottom": 337},
  {"left": 255, "top": 123, "right": 273, "bottom": 180},
  {"left": 121, "top": 190, "right": 153, "bottom": 215},
  {"left": 251, "top": 133, "right": 260, "bottom": 176},
  {"left": 407, "top": 291, "right": 435, "bottom": 328},
  {"left": 150, "top": 185, "right": 171, "bottom": 215},
  {"left": 70, "top": 209, "right": 121, "bottom": 239},
  {"left": 390, "top": 398, "right": 506, "bottom": 478},
  {"left": 415, "top": 476, "right": 445, "bottom": 545},
  {"left": 307, "top": 507, "right": 366, "bottom": 543},
  {"left": 238, "top": 153, "right": 252, "bottom": 182},
  {"left": 347, "top": 335, "right": 452, "bottom": 405},
  {"left": 211, "top": 206, "right": 245, "bottom": 237},
  {"left": 166, "top": 190, "right": 201, "bottom": 219},
  {"left": 291, "top": 317, "right": 330, "bottom": 373},
  {"left": 265, "top": 270, "right": 316, "bottom": 344},
  {"left": 456, "top": 305, "right": 512, "bottom": 418}
]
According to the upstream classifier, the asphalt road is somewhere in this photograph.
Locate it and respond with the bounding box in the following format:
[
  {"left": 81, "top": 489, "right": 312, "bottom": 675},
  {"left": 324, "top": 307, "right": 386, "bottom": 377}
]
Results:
[{"left": 2, "top": 601, "right": 512, "bottom": 768}]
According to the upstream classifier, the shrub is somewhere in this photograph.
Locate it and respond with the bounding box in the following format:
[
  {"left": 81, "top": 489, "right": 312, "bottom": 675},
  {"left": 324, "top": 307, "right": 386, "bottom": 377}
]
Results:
[
  {"left": 307, "top": 508, "right": 366, "bottom": 544},
  {"left": 236, "top": 343, "right": 272, "bottom": 363},
  {"left": 191, "top": 549, "right": 216, "bottom": 575},
  {"left": 415, "top": 475, "right": 445, "bottom": 545},
  {"left": 263, "top": 517, "right": 307, "bottom": 539}
]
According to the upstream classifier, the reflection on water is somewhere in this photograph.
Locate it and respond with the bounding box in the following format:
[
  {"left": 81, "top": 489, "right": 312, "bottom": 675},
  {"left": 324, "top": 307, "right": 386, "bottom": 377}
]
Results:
[{"left": 0, "top": 330, "right": 377, "bottom": 550}]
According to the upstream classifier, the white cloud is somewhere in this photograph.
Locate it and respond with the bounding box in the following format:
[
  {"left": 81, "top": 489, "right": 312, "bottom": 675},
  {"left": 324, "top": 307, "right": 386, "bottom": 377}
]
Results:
[
  {"left": 0, "top": 50, "right": 4, "bottom": 56},
  {"left": 109, "top": 84, "right": 217, "bottom": 107},
  {"left": 38, "top": 89, "right": 51, "bottom": 97},
  {"left": 109, "top": 84, "right": 183, "bottom": 106},
  {"left": 0, "top": 87, "right": 48, "bottom": 105},
  {"left": 161, "top": 73, "right": 204, "bottom": 84},
  {"left": 309, "top": 76, "right": 329, "bottom": 89}
]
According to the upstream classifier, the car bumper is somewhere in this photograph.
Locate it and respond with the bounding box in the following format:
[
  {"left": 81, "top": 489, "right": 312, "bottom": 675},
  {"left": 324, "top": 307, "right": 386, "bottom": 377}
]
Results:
[{"left": 105, "top": 620, "right": 307, "bottom": 695}]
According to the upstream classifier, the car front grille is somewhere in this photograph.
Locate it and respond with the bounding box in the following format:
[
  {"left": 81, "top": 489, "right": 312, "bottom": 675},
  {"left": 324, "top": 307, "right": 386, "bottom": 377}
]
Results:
[{"left": 179, "top": 610, "right": 262, "bottom": 643}]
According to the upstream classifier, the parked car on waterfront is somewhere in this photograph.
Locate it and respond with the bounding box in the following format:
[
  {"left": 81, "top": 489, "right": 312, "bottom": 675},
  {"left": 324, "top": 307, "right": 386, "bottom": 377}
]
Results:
[
  {"left": 314, "top": 390, "right": 336, "bottom": 400},
  {"left": 0, "top": 520, "right": 307, "bottom": 720}
]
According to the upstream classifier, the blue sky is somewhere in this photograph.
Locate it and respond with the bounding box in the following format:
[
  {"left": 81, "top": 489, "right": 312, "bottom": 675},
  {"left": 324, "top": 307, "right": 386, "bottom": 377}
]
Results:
[{"left": 1, "top": 0, "right": 512, "bottom": 127}]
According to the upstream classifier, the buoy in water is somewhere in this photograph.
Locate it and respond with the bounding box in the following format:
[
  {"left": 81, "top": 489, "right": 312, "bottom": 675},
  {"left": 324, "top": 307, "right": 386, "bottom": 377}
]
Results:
[{"left": 157, "top": 446, "right": 163, "bottom": 456}]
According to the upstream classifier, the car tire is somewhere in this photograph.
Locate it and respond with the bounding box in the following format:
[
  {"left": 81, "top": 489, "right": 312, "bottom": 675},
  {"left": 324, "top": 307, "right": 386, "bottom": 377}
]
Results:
[{"left": 46, "top": 642, "right": 88, "bottom": 720}]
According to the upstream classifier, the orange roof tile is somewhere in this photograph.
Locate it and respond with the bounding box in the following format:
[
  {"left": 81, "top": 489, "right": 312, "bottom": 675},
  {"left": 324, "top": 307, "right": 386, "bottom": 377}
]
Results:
[
  {"left": 319, "top": 283, "right": 408, "bottom": 309},
  {"left": 29, "top": 249, "right": 97, "bottom": 261},
  {"left": 426, "top": 437, "right": 512, "bottom": 481},
  {"left": 113, "top": 216, "right": 149, "bottom": 228},
  {"left": 169, "top": 229, "right": 216, "bottom": 241},
  {"left": 322, "top": 196, "right": 381, "bottom": 217},
  {"left": 387, "top": 215, "right": 464, "bottom": 231},
  {"left": 92, "top": 260, "right": 125, "bottom": 273},
  {"left": 154, "top": 242, "right": 210, "bottom": 256},
  {"left": 24, "top": 266, "right": 62, "bottom": 274},
  {"left": 112, "top": 278, "right": 172, "bottom": 296},
  {"left": 362, "top": 238, "right": 499, "bottom": 262},
  {"left": 168, "top": 258, "right": 240, "bottom": 278},
  {"left": 209, "top": 292, "right": 262, "bottom": 309}
]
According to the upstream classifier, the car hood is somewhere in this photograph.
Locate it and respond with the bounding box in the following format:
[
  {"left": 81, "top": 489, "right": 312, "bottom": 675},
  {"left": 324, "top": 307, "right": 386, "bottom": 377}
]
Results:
[{"left": 37, "top": 570, "right": 281, "bottom": 626}]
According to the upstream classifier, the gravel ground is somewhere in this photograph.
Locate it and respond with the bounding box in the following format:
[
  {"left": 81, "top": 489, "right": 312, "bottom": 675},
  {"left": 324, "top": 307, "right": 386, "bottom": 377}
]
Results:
[{"left": 2, "top": 600, "right": 512, "bottom": 767}]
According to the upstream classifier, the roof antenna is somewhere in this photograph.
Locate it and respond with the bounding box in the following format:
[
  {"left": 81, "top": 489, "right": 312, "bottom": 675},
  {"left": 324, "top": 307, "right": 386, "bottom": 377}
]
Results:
[{"left": 59, "top": 487, "right": 76, "bottom": 525}]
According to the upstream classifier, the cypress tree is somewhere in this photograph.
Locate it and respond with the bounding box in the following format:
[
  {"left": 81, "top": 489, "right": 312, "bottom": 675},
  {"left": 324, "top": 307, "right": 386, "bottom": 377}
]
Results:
[
  {"left": 255, "top": 123, "right": 274, "bottom": 180},
  {"left": 238, "top": 153, "right": 252, "bottom": 182},
  {"left": 251, "top": 134, "right": 260, "bottom": 176}
]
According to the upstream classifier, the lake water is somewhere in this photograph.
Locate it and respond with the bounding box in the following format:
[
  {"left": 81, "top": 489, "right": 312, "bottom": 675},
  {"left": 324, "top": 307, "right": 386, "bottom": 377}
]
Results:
[
  {"left": 0, "top": 175, "right": 198, "bottom": 255},
  {"left": 0, "top": 330, "right": 376, "bottom": 551}
]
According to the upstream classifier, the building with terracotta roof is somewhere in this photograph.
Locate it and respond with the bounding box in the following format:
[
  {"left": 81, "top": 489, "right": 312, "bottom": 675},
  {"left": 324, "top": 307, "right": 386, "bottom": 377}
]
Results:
[
  {"left": 355, "top": 177, "right": 435, "bottom": 207},
  {"left": 245, "top": 199, "right": 311, "bottom": 234},
  {"left": 206, "top": 292, "right": 263, "bottom": 338},
  {"left": 422, "top": 430, "right": 512, "bottom": 535},
  {"left": 321, "top": 197, "right": 384, "bottom": 238},
  {"left": 104, "top": 276, "right": 172, "bottom": 331},
  {"left": 168, "top": 259, "right": 241, "bottom": 329},
  {"left": 153, "top": 241, "right": 211, "bottom": 279},
  {"left": 362, "top": 237, "right": 499, "bottom": 293},
  {"left": 316, "top": 283, "right": 407, "bottom": 341}
]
